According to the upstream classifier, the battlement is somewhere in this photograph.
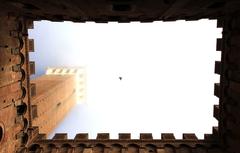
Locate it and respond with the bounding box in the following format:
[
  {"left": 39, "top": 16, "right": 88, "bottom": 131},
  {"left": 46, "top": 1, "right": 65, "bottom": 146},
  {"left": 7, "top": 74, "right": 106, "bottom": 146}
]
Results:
[
  {"left": 46, "top": 67, "right": 87, "bottom": 103},
  {"left": 23, "top": 132, "right": 222, "bottom": 152},
  {"left": 1, "top": 2, "right": 240, "bottom": 153}
]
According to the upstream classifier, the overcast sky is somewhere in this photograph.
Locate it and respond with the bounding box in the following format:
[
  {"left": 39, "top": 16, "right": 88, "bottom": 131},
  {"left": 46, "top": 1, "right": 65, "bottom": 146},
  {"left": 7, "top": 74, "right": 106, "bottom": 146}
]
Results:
[{"left": 29, "top": 20, "right": 222, "bottom": 139}]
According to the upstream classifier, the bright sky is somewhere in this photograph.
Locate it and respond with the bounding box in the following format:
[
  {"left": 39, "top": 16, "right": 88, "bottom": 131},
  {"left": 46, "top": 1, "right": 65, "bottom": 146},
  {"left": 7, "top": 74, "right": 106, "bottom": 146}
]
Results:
[{"left": 29, "top": 20, "right": 222, "bottom": 139}]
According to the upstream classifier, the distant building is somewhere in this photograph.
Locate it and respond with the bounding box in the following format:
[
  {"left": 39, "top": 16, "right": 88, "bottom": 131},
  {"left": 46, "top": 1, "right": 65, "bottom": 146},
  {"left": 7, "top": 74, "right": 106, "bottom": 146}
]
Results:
[{"left": 31, "top": 67, "right": 86, "bottom": 136}]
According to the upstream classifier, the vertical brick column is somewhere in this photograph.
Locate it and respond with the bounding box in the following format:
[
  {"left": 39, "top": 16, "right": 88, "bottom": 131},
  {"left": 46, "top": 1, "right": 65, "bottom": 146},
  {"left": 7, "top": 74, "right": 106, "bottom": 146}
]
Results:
[{"left": 0, "top": 15, "right": 33, "bottom": 153}]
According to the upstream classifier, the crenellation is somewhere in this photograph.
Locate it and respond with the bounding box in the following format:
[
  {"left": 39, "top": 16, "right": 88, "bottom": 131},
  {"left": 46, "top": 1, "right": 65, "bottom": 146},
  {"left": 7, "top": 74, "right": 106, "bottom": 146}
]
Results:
[
  {"left": 214, "top": 61, "right": 221, "bottom": 75},
  {"left": 213, "top": 83, "right": 220, "bottom": 98},
  {"left": 30, "top": 132, "right": 220, "bottom": 148},
  {"left": 52, "top": 133, "right": 68, "bottom": 140},
  {"left": 97, "top": 133, "right": 110, "bottom": 140},
  {"left": 213, "top": 105, "right": 219, "bottom": 121},
  {"left": 140, "top": 134, "right": 153, "bottom": 140},
  {"left": 217, "top": 13, "right": 240, "bottom": 152},
  {"left": 21, "top": 137, "right": 221, "bottom": 153},
  {"left": 30, "top": 83, "right": 36, "bottom": 98},
  {"left": 1, "top": 1, "right": 239, "bottom": 22},
  {"left": 161, "top": 134, "right": 175, "bottom": 141},
  {"left": 28, "top": 39, "right": 34, "bottom": 52},
  {"left": 29, "top": 61, "right": 35, "bottom": 75},
  {"left": 119, "top": 133, "right": 131, "bottom": 140},
  {"left": 182, "top": 134, "right": 198, "bottom": 141},
  {"left": 75, "top": 133, "right": 89, "bottom": 140},
  {"left": 0, "top": 1, "right": 240, "bottom": 153},
  {"left": 212, "top": 127, "right": 219, "bottom": 138},
  {"left": 38, "top": 133, "right": 47, "bottom": 140},
  {"left": 216, "top": 39, "right": 223, "bottom": 51}
]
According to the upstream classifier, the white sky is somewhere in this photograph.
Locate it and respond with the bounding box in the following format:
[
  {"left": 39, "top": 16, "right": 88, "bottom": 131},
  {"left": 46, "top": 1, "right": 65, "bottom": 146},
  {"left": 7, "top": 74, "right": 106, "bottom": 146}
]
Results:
[{"left": 29, "top": 20, "right": 222, "bottom": 139}]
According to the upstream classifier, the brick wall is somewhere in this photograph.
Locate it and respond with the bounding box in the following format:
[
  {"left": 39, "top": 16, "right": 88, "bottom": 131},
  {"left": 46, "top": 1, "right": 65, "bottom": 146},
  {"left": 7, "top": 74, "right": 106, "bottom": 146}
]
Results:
[
  {"left": 31, "top": 75, "right": 77, "bottom": 136},
  {"left": 0, "top": 16, "right": 33, "bottom": 153}
]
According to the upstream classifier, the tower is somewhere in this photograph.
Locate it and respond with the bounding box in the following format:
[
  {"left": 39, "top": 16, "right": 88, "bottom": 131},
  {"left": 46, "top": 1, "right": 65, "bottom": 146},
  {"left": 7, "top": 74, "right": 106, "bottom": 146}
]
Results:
[
  {"left": 46, "top": 67, "right": 86, "bottom": 103},
  {"left": 30, "top": 67, "right": 86, "bottom": 136}
]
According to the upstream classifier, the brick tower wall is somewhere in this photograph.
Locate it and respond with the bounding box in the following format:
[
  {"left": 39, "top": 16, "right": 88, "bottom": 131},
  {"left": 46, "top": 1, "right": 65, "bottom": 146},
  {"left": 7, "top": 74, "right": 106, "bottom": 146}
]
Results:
[{"left": 31, "top": 75, "right": 77, "bottom": 137}]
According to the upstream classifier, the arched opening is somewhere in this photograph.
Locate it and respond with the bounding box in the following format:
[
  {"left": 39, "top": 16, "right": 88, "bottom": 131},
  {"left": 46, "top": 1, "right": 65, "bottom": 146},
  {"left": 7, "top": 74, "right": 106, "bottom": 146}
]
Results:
[
  {"left": 46, "top": 144, "right": 57, "bottom": 153},
  {"left": 47, "top": 144, "right": 56, "bottom": 148},
  {"left": 23, "top": 118, "right": 29, "bottom": 131},
  {"left": 93, "top": 144, "right": 105, "bottom": 153},
  {"left": 164, "top": 144, "right": 176, "bottom": 153},
  {"left": 17, "top": 103, "right": 27, "bottom": 115},
  {"left": 75, "top": 144, "right": 86, "bottom": 153},
  {"left": 0, "top": 124, "right": 4, "bottom": 143},
  {"left": 60, "top": 144, "right": 72, "bottom": 153},
  {"left": 19, "top": 37, "right": 24, "bottom": 49},
  {"left": 111, "top": 144, "right": 122, "bottom": 153},
  {"left": 29, "top": 144, "right": 41, "bottom": 153},
  {"left": 145, "top": 144, "right": 157, "bottom": 153},
  {"left": 194, "top": 144, "right": 207, "bottom": 153},
  {"left": 19, "top": 53, "right": 25, "bottom": 66},
  {"left": 21, "top": 133, "right": 29, "bottom": 145},
  {"left": 178, "top": 144, "right": 192, "bottom": 153},
  {"left": 127, "top": 144, "right": 139, "bottom": 153},
  {"left": 21, "top": 87, "right": 26, "bottom": 99},
  {"left": 21, "top": 69, "right": 26, "bottom": 81}
]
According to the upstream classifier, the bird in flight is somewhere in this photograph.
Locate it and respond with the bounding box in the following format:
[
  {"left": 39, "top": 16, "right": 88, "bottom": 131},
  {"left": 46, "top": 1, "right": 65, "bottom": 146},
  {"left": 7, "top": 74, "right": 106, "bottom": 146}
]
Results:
[{"left": 119, "top": 77, "right": 122, "bottom": 80}]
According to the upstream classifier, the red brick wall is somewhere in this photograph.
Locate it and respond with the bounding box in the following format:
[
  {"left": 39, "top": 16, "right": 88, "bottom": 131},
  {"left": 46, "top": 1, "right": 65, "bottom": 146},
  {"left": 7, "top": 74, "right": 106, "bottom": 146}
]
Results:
[
  {"left": 0, "top": 16, "right": 32, "bottom": 153},
  {"left": 31, "top": 75, "right": 77, "bottom": 136}
]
